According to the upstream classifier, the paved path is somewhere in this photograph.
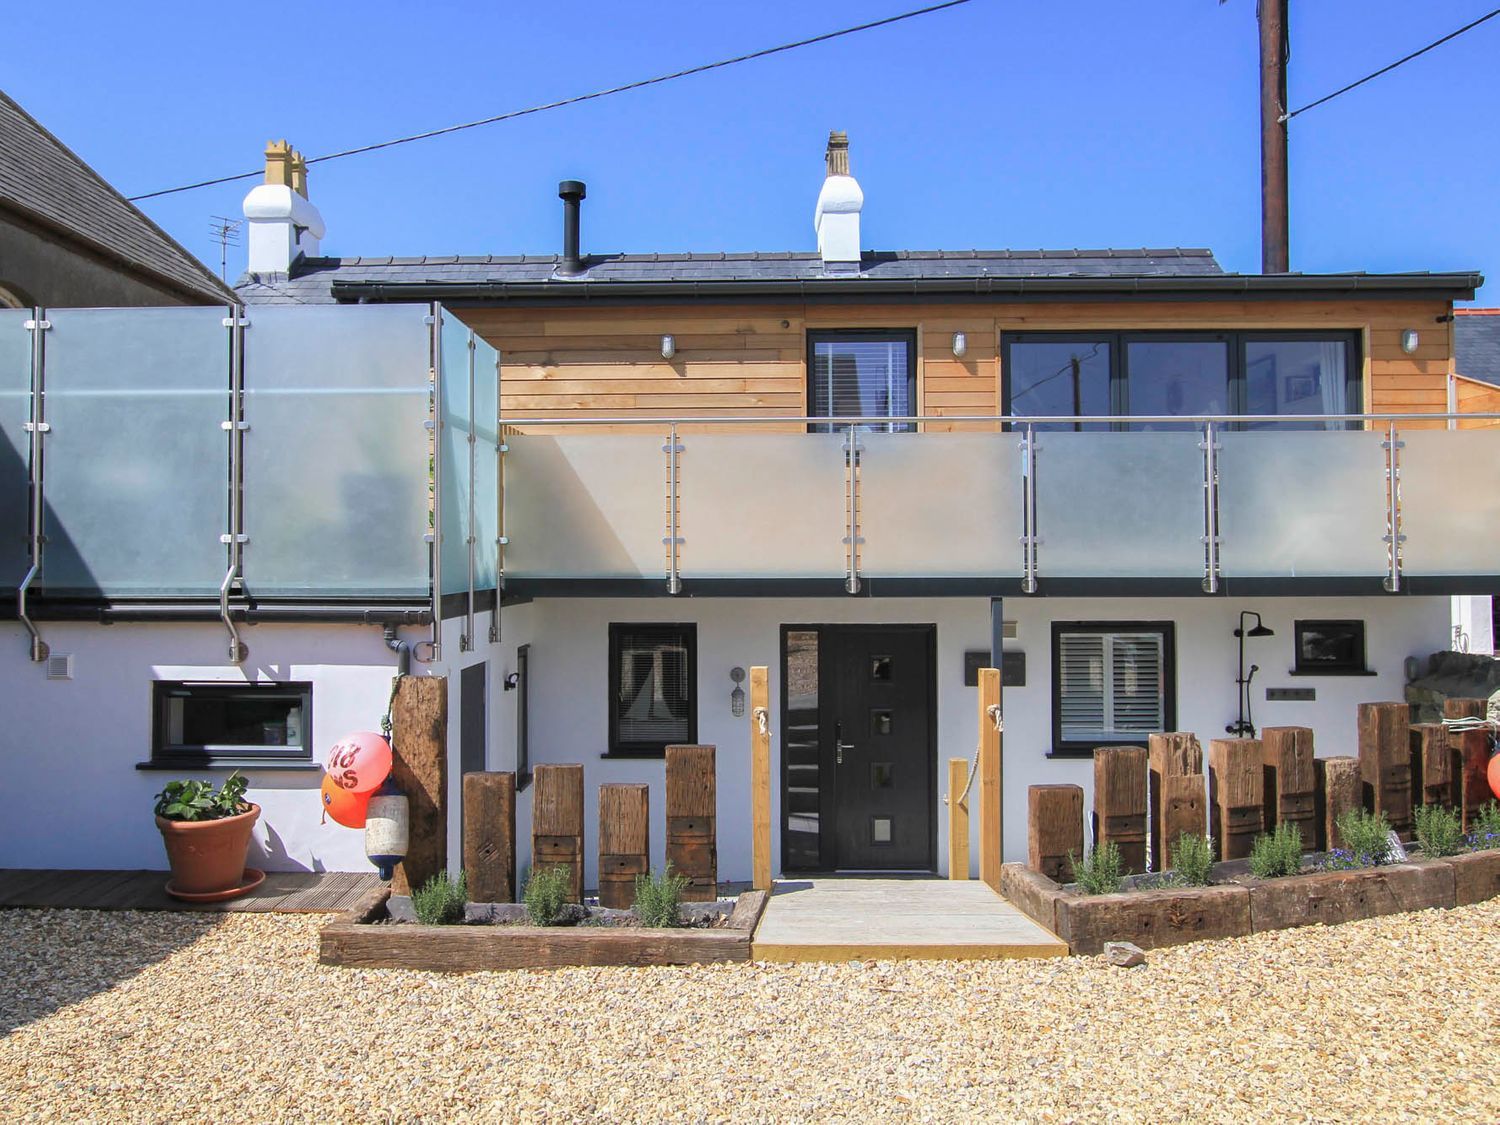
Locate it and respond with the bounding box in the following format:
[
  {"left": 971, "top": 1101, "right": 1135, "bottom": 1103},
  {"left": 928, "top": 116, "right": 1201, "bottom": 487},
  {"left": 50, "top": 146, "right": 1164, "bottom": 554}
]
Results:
[
  {"left": 0, "top": 868, "right": 379, "bottom": 913},
  {"left": 751, "top": 877, "right": 1068, "bottom": 962}
]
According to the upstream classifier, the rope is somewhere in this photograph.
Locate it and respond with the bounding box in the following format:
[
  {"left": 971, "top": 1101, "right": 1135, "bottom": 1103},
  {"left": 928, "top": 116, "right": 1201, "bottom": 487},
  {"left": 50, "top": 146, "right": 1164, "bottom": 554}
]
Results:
[
  {"left": 753, "top": 707, "right": 770, "bottom": 739},
  {"left": 946, "top": 705, "right": 1004, "bottom": 809}
]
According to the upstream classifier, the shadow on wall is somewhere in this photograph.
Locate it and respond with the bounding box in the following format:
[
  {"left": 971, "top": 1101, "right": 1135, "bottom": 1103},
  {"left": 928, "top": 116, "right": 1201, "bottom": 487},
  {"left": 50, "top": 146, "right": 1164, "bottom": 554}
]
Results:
[
  {"left": 0, "top": 908, "right": 221, "bottom": 1036},
  {"left": 254, "top": 820, "right": 327, "bottom": 875}
]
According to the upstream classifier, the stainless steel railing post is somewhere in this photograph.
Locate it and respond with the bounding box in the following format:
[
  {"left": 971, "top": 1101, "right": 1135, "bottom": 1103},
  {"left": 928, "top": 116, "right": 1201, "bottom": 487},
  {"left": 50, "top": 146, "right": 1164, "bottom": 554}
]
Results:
[
  {"left": 663, "top": 422, "right": 683, "bottom": 594},
  {"left": 1021, "top": 422, "right": 1038, "bottom": 594},
  {"left": 1383, "top": 419, "right": 1404, "bottom": 592},
  {"left": 18, "top": 308, "right": 49, "bottom": 662},
  {"left": 843, "top": 425, "right": 863, "bottom": 595},
  {"left": 218, "top": 305, "right": 249, "bottom": 663},
  {"left": 1201, "top": 419, "right": 1220, "bottom": 594}
]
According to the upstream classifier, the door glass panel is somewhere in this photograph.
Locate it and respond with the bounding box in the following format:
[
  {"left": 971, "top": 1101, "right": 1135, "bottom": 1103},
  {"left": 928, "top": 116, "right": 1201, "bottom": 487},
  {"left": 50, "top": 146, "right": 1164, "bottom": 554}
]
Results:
[
  {"left": 1125, "top": 340, "right": 1228, "bottom": 430},
  {"left": 870, "top": 710, "right": 893, "bottom": 736},
  {"left": 871, "top": 762, "right": 894, "bottom": 788},
  {"left": 872, "top": 817, "right": 893, "bottom": 844},
  {"left": 783, "top": 630, "right": 822, "bottom": 869},
  {"left": 1243, "top": 339, "right": 1352, "bottom": 430},
  {"left": 1007, "top": 339, "right": 1111, "bottom": 430},
  {"left": 871, "top": 656, "right": 892, "bottom": 681}
]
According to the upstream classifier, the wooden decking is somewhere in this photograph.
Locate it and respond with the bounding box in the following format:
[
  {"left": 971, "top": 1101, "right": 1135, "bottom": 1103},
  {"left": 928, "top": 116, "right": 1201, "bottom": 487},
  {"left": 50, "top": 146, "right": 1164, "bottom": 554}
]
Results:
[
  {"left": 0, "top": 869, "right": 380, "bottom": 913},
  {"left": 751, "top": 877, "right": 1069, "bottom": 963}
]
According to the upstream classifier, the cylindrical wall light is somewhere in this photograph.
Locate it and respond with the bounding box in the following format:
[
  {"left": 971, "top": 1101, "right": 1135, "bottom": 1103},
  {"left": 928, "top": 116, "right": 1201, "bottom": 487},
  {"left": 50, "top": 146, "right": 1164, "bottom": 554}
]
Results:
[
  {"left": 1401, "top": 329, "right": 1419, "bottom": 354},
  {"left": 661, "top": 334, "right": 676, "bottom": 360},
  {"left": 952, "top": 331, "right": 967, "bottom": 358}
]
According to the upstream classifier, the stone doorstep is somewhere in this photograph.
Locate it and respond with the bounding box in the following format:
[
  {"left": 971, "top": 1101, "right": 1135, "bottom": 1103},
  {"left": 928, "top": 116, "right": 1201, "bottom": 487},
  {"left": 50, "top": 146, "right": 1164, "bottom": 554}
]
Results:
[{"left": 1000, "top": 849, "right": 1500, "bottom": 957}]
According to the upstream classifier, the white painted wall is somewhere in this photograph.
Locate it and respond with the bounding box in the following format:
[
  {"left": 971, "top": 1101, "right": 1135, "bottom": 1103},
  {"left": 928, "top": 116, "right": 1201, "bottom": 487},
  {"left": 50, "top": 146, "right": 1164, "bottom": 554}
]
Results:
[
  {"left": 510, "top": 595, "right": 1452, "bottom": 887},
  {"left": 1451, "top": 595, "right": 1495, "bottom": 654},
  {"left": 0, "top": 618, "right": 425, "bottom": 872}
]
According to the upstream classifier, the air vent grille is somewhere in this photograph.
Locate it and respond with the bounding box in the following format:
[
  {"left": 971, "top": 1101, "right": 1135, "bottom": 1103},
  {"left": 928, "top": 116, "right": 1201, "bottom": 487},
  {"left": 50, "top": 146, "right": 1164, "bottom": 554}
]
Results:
[{"left": 46, "top": 653, "right": 73, "bottom": 680}]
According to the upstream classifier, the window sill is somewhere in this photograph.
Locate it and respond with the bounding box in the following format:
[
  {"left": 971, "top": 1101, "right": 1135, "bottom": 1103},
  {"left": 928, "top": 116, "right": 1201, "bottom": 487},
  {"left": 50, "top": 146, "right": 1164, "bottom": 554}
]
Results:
[
  {"left": 136, "top": 758, "right": 321, "bottom": 772},
  {"left": 599, "top": 750, "right": 667, "bottom": 761},
  {"left": 1287, "top": 668, "right": 1376, "bottom": 677}
]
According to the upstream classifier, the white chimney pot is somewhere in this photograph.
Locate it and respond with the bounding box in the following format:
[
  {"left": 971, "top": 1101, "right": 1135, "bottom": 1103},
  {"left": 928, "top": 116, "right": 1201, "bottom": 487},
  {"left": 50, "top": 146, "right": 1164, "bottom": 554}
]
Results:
[
  {"left": 242, "top": 183, "right": 325, "bottom": 275},
  {"left": 814, "top": 174, "right": 863, "bottom": 264}
]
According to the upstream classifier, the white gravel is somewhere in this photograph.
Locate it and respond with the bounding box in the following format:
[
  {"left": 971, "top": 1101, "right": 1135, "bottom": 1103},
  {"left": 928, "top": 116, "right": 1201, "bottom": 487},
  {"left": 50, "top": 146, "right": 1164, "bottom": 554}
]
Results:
[{"left": 1, "top": 901, "right": 1498, "bottom": 1122}]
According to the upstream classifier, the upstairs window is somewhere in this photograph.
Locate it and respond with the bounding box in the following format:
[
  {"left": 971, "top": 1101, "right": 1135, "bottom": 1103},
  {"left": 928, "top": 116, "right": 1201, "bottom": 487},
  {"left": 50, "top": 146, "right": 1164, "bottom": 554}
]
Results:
[
  {"left": 1004, "top": 332, "right": 1359, "bottom": 430},
  {"left": 1051, "top": 623, "right": 1174, "bottom": 756},
  {"left": 608, "top": 623, "right": 697, "bottom": 757},
  {"left": 808, "top": 330, "right": 916, "bottom": 433}
]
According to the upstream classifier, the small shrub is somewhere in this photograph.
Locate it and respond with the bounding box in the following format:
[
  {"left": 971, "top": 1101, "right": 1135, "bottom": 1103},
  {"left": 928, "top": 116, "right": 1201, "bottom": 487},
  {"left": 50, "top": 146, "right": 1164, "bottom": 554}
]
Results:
[
  {"left": 522, "top": 865, "right": 572, "bottom": 926},
  {"left": 1413, "top": 804, "right": 1464, "bottom": 858},
  {"left": 1330, "top": 808, "right": 1394, "bottom": 868},
  {"left": 633, "top": 866, "right": 689, "bottom": 928},
  {"left": 1249, "top": 822, "right": 1304, "bottom": 879},
  {"left": 1170, "top": 832, "right": 1215, "bottom": 887},
  {"left": 1070, "top": 841, "right": 1123, "bottom": 896},
  {"left": 1469, "top": 801, "right": 1500, "bottom": 851},
  {"left": 413, "top": 869, "right": 467, "bottom": 925}
]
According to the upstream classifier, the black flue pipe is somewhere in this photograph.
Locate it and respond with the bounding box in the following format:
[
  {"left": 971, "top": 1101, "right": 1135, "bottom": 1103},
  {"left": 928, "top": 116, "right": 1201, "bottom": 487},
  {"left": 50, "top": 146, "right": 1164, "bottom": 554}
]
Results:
[{"left": 558, "top": 180, "right": 586, "bottom": 275}]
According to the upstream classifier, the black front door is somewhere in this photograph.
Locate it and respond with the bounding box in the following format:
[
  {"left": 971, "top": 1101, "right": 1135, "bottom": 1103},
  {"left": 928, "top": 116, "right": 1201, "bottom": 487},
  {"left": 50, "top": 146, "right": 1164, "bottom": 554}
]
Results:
[{"left": 824, "top": 626, "right": 935, "bottom": 871}]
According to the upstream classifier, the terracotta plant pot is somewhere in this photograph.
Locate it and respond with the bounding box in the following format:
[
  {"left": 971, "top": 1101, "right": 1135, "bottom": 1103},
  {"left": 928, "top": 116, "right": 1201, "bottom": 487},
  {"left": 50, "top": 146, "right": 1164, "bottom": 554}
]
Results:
[{"left": 156, "top": 803, "right": 261, "bottom": 897}]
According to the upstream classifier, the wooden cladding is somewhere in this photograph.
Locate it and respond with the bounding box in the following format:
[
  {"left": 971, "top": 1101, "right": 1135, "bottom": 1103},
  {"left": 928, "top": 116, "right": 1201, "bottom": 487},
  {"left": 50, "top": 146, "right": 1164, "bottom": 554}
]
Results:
[{"left": 457, "top": 296, "right": 1455, "bottom": 430}]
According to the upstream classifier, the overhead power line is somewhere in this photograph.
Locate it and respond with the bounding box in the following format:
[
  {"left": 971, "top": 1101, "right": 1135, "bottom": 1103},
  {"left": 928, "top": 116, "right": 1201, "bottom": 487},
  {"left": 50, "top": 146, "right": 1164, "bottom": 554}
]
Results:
[
  {"left": 127, "top": 0, "right": 974, "bottom": 202},
  {"left": 1282, "top": 6, "right": 1500, "bottom": 121}
]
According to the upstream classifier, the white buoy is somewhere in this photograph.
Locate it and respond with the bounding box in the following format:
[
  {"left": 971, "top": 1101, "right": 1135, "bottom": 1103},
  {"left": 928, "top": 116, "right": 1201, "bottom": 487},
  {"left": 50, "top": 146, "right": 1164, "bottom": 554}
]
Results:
[{"left": 364, "top": 778, "right": 409, "bottom": 881}]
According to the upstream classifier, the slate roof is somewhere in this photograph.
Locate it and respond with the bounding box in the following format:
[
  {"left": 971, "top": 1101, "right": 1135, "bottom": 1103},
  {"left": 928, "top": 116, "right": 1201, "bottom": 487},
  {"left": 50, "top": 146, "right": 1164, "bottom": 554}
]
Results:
[
  {"left": 1456, "top": 310, "right": 1500, "bottom": 387},
  {"left": 0, "top": 88, "right": 234, "bottom": 304},
  {"left": 235, "top": 247, "right": 1227, "bottom": 304}
]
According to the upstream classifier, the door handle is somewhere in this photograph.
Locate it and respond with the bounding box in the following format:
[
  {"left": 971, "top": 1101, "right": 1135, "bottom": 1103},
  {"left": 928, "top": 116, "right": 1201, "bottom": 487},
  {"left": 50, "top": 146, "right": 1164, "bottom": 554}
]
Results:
[{"left": 834, "top": 721, "right": 854, "bottom": 765}]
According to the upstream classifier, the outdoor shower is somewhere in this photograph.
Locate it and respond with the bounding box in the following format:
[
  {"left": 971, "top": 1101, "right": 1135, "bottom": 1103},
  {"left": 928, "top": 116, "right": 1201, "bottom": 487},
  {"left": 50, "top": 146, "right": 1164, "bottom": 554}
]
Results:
[{"left": 1227, "top": 610, "right": 1275, "bottom": 738}]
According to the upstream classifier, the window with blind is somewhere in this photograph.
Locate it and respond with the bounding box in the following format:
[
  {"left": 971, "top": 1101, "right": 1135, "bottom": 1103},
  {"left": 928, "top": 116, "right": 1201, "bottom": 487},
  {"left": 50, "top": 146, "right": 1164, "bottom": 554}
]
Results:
[
  {"left": 1051, "top": 622, "right": 1174, "bottom": 756},
  {"left": 608, "top": 623, "right": 697, "bottom": 757},
  {"left": 808, "top": 330, "right": 917, "bottom": 432}
]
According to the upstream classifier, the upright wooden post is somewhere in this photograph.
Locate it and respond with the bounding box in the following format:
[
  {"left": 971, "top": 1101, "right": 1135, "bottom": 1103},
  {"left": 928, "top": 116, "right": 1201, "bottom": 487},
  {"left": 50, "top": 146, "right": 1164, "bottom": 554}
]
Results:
[
  {"left": 1456, "top": 729, "right": 1492, "bottom": 833},
  {"left": 1409, "top": 723, "right": 1452, "bottom": 808},
  {"left": 978, "top": 666, "right": 1003, "bottom": 890},
  {"left": 390, "top": 675, "right": 448, "bottom": 896},
  {"left": 1027, "top": 783, "right": 1083, "bottom": 883},
  {"left": 1158, "top": 774, "right": 1207, "bottom": 872},
  {"left": 462, "top": 771, "right": 516, "bottom": 904},
  {"left": 1092, "top": 746, "right": 1148, "bottom": 873},
  {"left": 1148, "top": 732, "right": 1203, "bottom": 871},
  {"left": 597, "top": 783, "right": 649, "bottom": 910},
  {"left": 1208, "top": 738, "right": 1264, "bottom": 861},
  {"left": 1316, "top": 756, "right": 1361, "bottom": 851},
  {"left": 1444, "top": 698, "right": 1488, "bottom": 820},
  {"left": 666, "top": 744, "right": 718, "bottom": 901},
  {"left": 1261, "top": 726, "right": 1316, "bottom": 847},
  {"left": 749, "top": 666, "right": 772, "bottom": 892},
  {"left": 532, "top": 764, "right": 584, "bottom": 902},
  {"left": 1358, "top": 702, "right": 1413, "bottom": 836},
  {"left": 947, "top": 758, "right": 971, "bottom": 880}
]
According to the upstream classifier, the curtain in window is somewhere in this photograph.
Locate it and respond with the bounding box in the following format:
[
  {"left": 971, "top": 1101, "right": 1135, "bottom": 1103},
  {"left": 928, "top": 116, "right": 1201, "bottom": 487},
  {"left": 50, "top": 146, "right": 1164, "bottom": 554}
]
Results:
[{"left": 1318, "top": 340, "right": 1348, "bottom": 420}]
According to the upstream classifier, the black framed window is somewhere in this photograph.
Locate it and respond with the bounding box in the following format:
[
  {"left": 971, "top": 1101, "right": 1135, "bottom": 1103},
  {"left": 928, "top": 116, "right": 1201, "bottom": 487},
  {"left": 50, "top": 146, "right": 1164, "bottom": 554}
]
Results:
[
  {"left": 515, "top": 644, "right": 532, "bottom": 790},
  {"left": 152, "top": 681, "right": 313, "bottom": 766},
  {"left": 1292, "top": 620, "right": 1370, "bottom": 675},
  {"left": 1051, "top": 622, "right": 1175, "bottom": 757},
  {"left": 608, "top": 624, "right": 696, "bottom": 757},
  {"left": 1004, "top": 331, "right": 1360, "bottom": 430},
  {"left": 808, "top": 330, "right": 917, "bottom": 432}
]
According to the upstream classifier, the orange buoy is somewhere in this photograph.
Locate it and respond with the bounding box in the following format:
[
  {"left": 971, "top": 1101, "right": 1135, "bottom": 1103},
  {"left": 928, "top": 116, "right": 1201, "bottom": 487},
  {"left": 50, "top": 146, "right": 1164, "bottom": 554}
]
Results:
[
  {"left": 324, "top": 731, "right": 393, "bottom": 795},
  {"left": 1489, "top": 751, "right": 1500, "bottom": 801},
  {"left": 321, "top": 773, "right": 371, "bottom": 828}
]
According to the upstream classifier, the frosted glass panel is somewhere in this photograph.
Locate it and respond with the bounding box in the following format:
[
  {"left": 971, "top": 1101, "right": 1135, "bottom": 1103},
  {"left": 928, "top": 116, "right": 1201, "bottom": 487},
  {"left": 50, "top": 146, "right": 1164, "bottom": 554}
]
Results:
[
  {"left": 438, "top": 312, "right": 472, "bottom": 596},
  {"left": 504, "top": 435, "right": 667, "bottom": 579},
  {"left": 1401, "top": 430, "right": 1500, "bottom": 576},
  {"left": 860, "top": 433, "right": 1023, "bottom": 577},
  {"left": 0, "top": 310, "right": 30, "bottom": 590},
  {"left": 472, "top": 334, "right": 500, "bottom": 591},
  {"left": 42, "top": 308, "right": 228, "bottom": 595},
  {"left": 1035, "top": 431, "right": 1204, "bottom": 578},
  {"left": 680, "top": 434, "right": 847, "bottom": 578},
  {"left": 243, "top": 305, "right": 431, "bottom": 596},
  {"left": 1219, "top": 431, "right": 1387, "bottom": 578}
]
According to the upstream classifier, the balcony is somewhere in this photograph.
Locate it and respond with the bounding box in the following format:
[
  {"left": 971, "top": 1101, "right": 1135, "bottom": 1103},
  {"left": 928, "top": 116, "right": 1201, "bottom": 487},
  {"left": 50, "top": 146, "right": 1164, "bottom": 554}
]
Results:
[{"left": 500, "top": 414, "right": 1500, "bottom": 598}]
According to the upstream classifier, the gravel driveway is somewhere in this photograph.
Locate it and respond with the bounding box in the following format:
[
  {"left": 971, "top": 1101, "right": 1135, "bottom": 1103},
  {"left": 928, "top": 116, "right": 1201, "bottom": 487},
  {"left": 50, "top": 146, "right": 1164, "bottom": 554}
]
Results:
[{"left": 1, "top": 900, "right": 1497, "bottom": 1122}]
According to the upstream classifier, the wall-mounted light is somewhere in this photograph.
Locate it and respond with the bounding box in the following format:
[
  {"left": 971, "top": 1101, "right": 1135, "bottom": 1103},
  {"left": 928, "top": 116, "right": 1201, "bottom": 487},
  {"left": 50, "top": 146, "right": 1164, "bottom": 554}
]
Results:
[
  {"left": 730, "top": 666, "right": 746, "bottom": 717},
  {"left": 661, "top": 334, "right": 676, "bottom": 360},
  {"left": 1400, "top": 329, "right": 1420, "bottom": 354},
  {"left": 951, "top": 331, "right": 967, "bottom": 358},
  {"left": 503, "top": 672, "right": 519, "bottom": 691}
]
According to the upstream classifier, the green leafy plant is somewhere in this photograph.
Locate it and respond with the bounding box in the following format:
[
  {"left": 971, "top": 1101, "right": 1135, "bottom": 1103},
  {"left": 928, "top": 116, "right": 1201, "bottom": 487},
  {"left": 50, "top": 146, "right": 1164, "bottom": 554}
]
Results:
[
  {"left": 412, "top": 870, "right": 467, "bottom": 926},
  {"left": 1413, "top": 804, "right": 1464, "bottom": 858},
  {"left": 1070, "top": 841, "right": 1123, "bottom": 896},
  {"left": 633, "top": 865, "right": 689, "bottom": 928},
  {"left": 522, "top": 865, "right": 572, "bottom": 926},
  {"left": 1249, "top": 822, "right": 1304, "bottom": 879},
  {"left": 1327, "top": 808, "right": 1394, "bottom": 869},
  {"left": 1468, "top": 801, "right": 1500, "bottom": 851},
  {"left": 153, "top": 771, "right": 250, "bottom": 822},
  {"left": 1170, "top": 832, "right": 1215, "bottom": 886}
]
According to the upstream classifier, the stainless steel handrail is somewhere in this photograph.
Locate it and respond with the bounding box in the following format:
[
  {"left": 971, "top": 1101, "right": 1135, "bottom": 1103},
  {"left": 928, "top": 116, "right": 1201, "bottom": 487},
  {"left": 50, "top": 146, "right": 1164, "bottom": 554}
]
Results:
[{"left": 496, "top": 411, "right": 1500, "bottom": 427}]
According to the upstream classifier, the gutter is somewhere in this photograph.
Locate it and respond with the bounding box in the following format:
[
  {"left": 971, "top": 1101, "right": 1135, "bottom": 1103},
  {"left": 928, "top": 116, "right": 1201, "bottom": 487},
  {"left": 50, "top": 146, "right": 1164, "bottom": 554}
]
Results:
[{"left": 330, "top": 271, "right": 1483, "bottom": 306}]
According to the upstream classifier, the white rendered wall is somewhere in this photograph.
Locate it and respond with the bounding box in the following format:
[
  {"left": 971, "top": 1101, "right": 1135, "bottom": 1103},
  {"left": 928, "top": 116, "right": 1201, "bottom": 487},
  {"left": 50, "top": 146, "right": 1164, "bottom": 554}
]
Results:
[
  {"left": 1450, "top": 595, "right": 1495, "bottom": 654},
  {"left": 510, "top": 595, "right": 1451, "bottom": 887},
  {"left": 0, "top": 619, "right": 423, "bottom": 872}
]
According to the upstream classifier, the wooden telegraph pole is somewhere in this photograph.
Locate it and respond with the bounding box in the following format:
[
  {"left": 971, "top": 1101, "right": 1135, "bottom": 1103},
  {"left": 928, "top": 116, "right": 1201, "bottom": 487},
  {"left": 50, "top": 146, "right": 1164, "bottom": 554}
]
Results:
[{"left": 1259, "top": 0, "right": 1290, "bottom": 273}]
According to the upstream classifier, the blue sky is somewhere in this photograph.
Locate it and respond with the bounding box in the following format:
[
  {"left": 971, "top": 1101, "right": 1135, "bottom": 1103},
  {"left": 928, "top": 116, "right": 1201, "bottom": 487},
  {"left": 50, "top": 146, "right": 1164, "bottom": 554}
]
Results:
[{"left": 7, "top": 1, "right": 1498, "bottom": 301}]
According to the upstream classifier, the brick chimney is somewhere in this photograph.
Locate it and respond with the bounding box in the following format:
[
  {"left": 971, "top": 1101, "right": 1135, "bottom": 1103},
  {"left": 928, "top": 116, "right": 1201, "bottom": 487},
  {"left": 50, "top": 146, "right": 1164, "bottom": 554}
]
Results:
[
  {"left": 242, "top": 139, "right": 325, "bottom": 274},
  {"left": 814, "top": 130, "right": 863, "bottom": 267}
]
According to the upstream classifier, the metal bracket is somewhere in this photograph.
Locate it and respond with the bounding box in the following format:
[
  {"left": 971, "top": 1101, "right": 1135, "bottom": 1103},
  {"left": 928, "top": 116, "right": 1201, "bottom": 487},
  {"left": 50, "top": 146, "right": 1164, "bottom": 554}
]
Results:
[
  {"left": 497, "top": 442, "right": 509, "bottom": 454},
  {"left": 23, "top": 319, "right": 50, "bottom": 331},
  {"left": 220, "top": 420, "right": 250, "bottom": 432},
  {"left": 221, "top": 316, "right": 250, "bottom": 328},
  {"left": 21, "top": 422, "right": 49, "bottom": 433},
  {"left": 219, "top": 533, "right": 249, "bottom": 544}
]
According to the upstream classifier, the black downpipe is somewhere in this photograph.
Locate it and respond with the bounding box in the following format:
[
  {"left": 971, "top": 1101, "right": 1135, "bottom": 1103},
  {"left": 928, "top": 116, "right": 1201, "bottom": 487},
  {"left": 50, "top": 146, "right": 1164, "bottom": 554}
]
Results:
[{"left": 558, "top": 180, "right": 586, "bottom": 276}]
